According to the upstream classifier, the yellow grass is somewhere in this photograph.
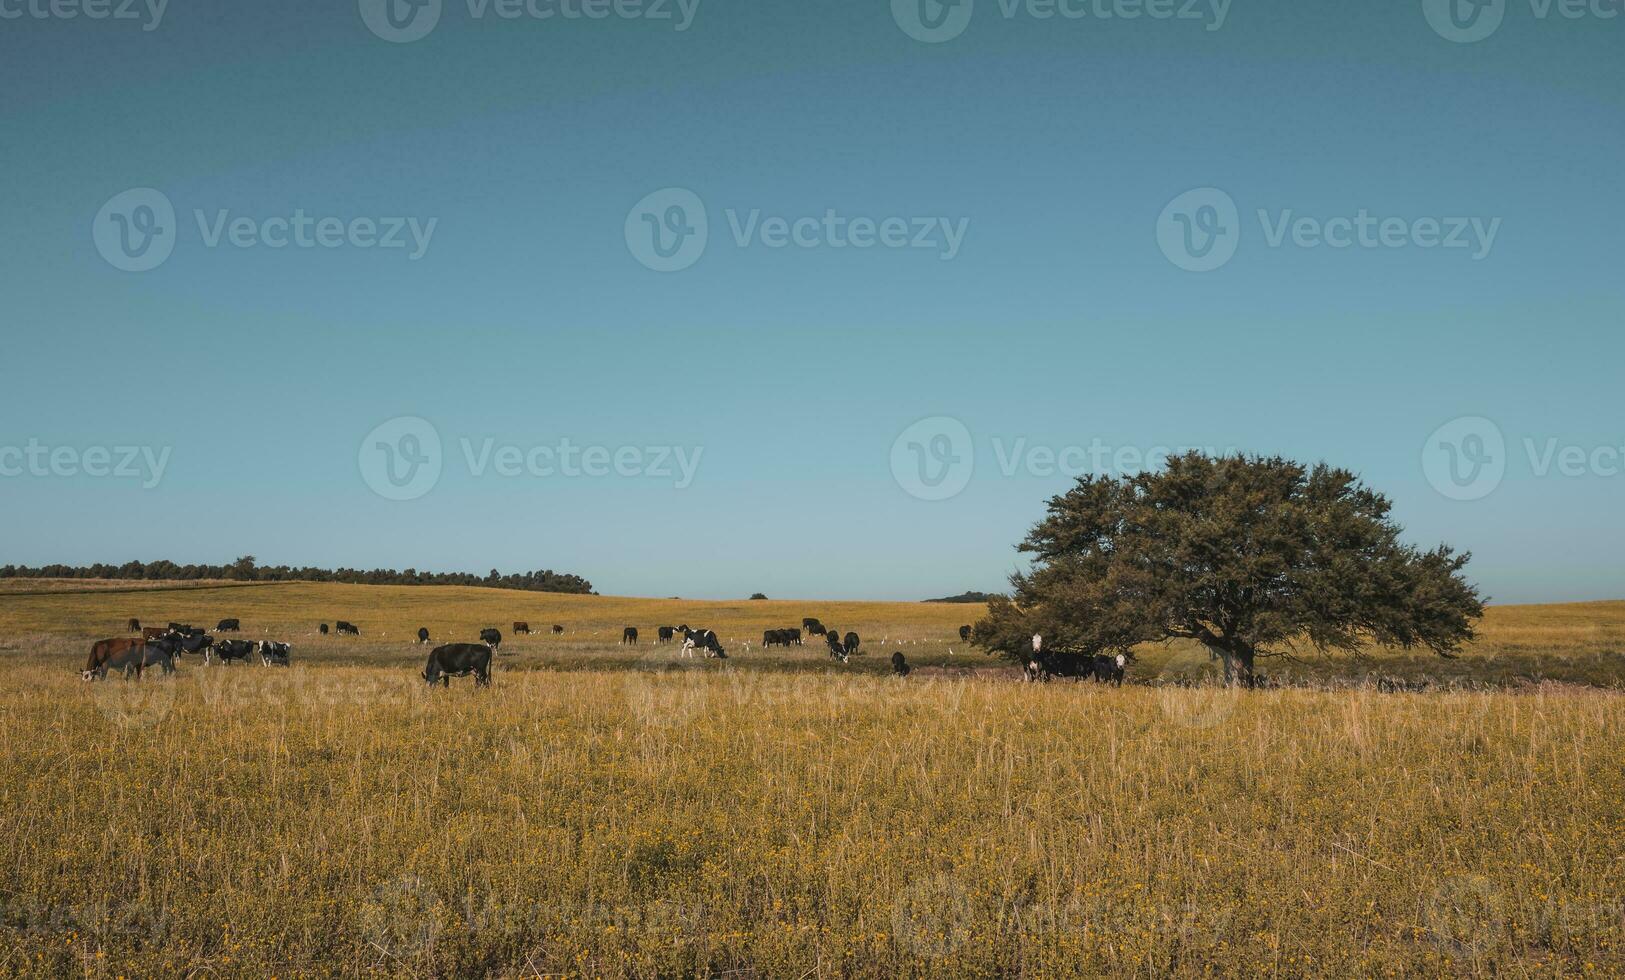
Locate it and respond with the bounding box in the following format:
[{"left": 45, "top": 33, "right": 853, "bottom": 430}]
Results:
[{"left": 1, "top": 583, "right": 1623, "bottom": 976}]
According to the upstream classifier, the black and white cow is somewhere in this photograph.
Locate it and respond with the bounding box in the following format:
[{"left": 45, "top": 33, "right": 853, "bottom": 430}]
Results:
[
  {"left": 423, "top": 643, "right": 492, "bottom": 688},
  {"left": 212, "top": 639, "right": 256, "bottom": 665},
  {"left": 480, "top": 628, "right": 503, "bottom": 651},
  {"left": 678, "top": 627, "right": 726, "bottom": 659},
  {"left": 173, "top": 631, "right": 214, "bottom": 660},
  {"left": 259, "top": 641, "right": 292, "bottom": 667}
]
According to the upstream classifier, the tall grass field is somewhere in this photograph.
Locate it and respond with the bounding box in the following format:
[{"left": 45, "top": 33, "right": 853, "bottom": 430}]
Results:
[{"left": 1, "top": 582, "right": 1622, "bottom": 976}]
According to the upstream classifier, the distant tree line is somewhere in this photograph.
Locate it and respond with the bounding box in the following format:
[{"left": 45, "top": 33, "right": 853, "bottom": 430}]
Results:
[
  {"left": 0, "top": 556, "right": 594, "bottom": 594},
  {"left": 924, "top": 591, "right": 1002, "bottom": 604}
]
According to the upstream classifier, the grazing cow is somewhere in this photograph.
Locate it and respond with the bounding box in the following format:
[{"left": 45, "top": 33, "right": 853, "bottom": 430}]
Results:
[
  {"left": 83, "top": 637, "right": 144, "bottom": 680},
  {"left": 212, "top": 639, "right": 256, "bottom": 665},
  {"left": 891, "top": 651, "right": 911, "bottom": 677},
  {"left": 551, "top": 625, "right": 564, "bottom": 635},
  {"left": 141, "top": 627, "right": 169, "bottom": 641},
  {"left": 657, "top": 626, "right": 675, "bottom": 644},
  {"left": 959, "top": 625, "right": 972, "bottom": 643},
  {"left": 216, "top": 618, "right": 241, "bottom": 632},
  {"left": 621, "top": 627, "right": 639, "bottom": 645},
  {"left": 127, "top": 618, "right": 141, "bottom": 632},
  {"left": 423, "top": 643, "right": 492, "bottom": 688},
  {"left": 678, "top": 628, "right": 726, "bottom": 659},
  {"left": 826, "top": 632, "right": 847, "bottom": 662},
  {"left": 1092, "top": 653, "right": 1127, "bottom": 687},
  {"left": 173, "top": 632, "right": 214, "bottom": 660},
  {"left": 763, "top": 629, "right": 786, "bottom": 649},
  {"left": 803, "top": 619, "right": 826, "bottom": 636},
  {"left": 513, "top": 621, "right": 531, "bottom": 635},
  {"left": 336, "top": 621, "right": 359, "bottom": 636},
  {"left": 106, "top": 640, "right": 177, "bottom": 679},
  {"left": 417, "top": 627, "right": 430, "bottom": 644},
  {"left": 319, "top": 623, "right": 330, "bottom": 635},
  {"left": 480, "top": 628, "right": 503, "bottom": 651},
  {"left": 259, "top": 641, "right": 291, "bottom": 667},
  {"left": 1027, "top": 651, "right": 1092, "bottom": 683},
  {"left": 843, "top": 632, "right": 860, "bottom": 657}
]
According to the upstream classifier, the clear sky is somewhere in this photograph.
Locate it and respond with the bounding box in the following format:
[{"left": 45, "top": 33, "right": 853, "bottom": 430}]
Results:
[{"left": 2, "top": 0, "right": 1622, "bottom": 601}]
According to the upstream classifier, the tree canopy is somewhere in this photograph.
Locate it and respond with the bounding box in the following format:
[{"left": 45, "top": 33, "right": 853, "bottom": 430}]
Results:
[{"left": 974, "top": 452, "right": 1484, "bottom": 684}]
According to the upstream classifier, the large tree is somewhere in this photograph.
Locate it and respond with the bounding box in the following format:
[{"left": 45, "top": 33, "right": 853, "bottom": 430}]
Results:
[{"left": 975, "top": 453, "right": 1484, "bottom": 685}]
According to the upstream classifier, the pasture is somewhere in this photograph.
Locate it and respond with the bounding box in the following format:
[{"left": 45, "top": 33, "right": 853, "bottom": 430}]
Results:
[{"left": 1, "top": 583, "right": 1623, "bottom": 976}]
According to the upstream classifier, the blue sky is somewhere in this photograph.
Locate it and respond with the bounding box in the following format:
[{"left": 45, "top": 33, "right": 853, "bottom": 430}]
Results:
[{"left": 2, "top": 0, "right": 1622, "bottom": 601}]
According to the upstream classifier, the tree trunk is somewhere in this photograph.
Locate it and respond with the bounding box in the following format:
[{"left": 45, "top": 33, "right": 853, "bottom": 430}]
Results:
[{"left": 1216, "top": 642, "right": 1257, "bottom": 688}]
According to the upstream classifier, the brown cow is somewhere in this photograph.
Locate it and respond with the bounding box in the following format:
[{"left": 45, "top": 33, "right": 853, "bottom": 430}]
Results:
[
  {"left": 513, "top": 621, "right": 531, "bottom": 634},
  {"left": 84, "top": 637, "right": 144, "bottom": 680}
]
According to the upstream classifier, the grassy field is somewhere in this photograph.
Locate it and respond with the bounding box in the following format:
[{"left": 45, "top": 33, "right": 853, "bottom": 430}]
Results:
[{"left": 1, "top": 583, "right": 1623, "bottom": 976}]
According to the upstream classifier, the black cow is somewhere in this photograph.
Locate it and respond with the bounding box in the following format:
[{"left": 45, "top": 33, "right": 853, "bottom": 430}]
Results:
[
  {"left": 657, "top": 626, "right": 675, "bottom": 644},
  {"left": 891, "top": 651, "right": 911, "bottom": 677},
  {"left": 1026, "top": 651, "right": 1092, "bottom": 682},
  {"left": 1091, "top": 653, "right": 1127, "bottom": 687},
  {"left": 959, "top": 625, "right": 972, "bottom": 643},
  {"left": 259, "top": 641, "right": 291, "bottom": 667},
  {"left": 126, "top": 618, "right": 141, "bottom": 632},
  {"left": 319, "top": 623, "right": 330, "bottom": 635},
  {"left": 212, "top": 639, "right": 255, "bottom": 665},
  {"left": 480, "top": 628, "right": 503, "bottom": 651},
  {"left": 803, "top": 618, "right": 826, "bottom": 636},
  {"left": 763, "top": 629, "right": 787, "bottom": 649},
  {"left": 336, "top": 621, "right": 359, "bottom": 636},
  {"left": 166, "top": 622, "right": 189, "bottom": 634},
  {"left": 216, "top": 618, "right": 241, "bottom": 632},
  {"left": 621, "top": 627, "right": 639, "bottom": 645},
  {"left": 513, "top": 621, "right": 531, "bottom": 635},
  {"left": 423, "top": 643, "right": 492, "bottom": 688},
  {"left": 417, "top": 627, "right": 430, "bottom": 644},
  {"left": 552, "top": 624, "right": 564, "bottom": 634},
  {"left": 843, "top": 632, "right": 860, "bottom": 657},
  {"left": 826, "top": 632, "right": 847, "bottom": 662}
]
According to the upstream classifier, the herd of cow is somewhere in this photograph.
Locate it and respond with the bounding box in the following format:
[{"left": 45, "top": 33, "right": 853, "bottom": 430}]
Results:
[{"left": 79, "top": 616, "right": 1133, "bottom": 690}]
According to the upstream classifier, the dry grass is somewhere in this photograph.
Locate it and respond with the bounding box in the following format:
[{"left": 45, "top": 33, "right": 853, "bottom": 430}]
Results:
[{"left": 1, "top": 583, "right": 1623, "bottom": 976}]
